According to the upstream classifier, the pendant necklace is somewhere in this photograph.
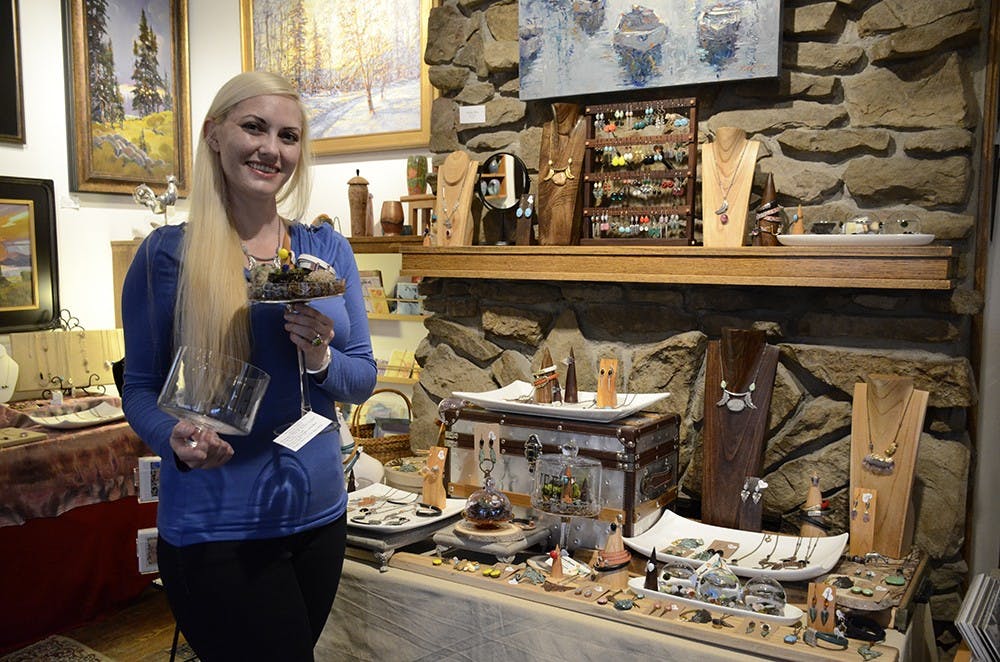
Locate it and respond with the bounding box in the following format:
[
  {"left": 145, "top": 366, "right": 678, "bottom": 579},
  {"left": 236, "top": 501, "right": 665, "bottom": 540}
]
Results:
[
  {"left": 437, "top": 160, "right": 468, "bottom": 240},
  {"left": 716, "top": 341, "right": 766, "bottom": 413},
  {"left": 710, "top": 138, "right": 751, "bottom": 224},
  {"left": 542, "top": 115, "right": 580, "bottom": 187},
  {"left": 242, "top": 220, "right": 284, "bottom": 269},
  {"left": 862, "top": 384, "right": 914, "bottom": 475}
]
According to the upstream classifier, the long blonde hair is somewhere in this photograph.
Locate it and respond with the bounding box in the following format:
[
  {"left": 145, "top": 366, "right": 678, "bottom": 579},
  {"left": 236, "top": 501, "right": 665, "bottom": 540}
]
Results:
[{"left": 176, "top": 71, "right": 313, "bottom": 362}]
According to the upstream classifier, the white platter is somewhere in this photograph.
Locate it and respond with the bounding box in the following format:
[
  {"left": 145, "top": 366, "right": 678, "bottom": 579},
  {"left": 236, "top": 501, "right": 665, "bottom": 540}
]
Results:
[
  {"left": 777, "top": 233, "right": 934, "bottom": 247},
  {"left": 625, "top": 577, "right": 805, "bottom": 626},
  {"left": 346, "top": 482, "right": 464, "bottom": 533},
  {"left": 452, "top": 380, "right": 669, "bottom": 423},
  {"left": 26, "top": 401, "right": 125, "bottom": 429},
  {"left": 623, "top": 510, "right": 848, "bottom": 581}
]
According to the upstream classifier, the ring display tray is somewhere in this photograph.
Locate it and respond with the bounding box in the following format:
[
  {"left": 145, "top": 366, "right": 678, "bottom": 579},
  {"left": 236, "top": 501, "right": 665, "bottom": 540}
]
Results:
[{"left": 388, "top": 552, "right": 899, "bottom": 662}]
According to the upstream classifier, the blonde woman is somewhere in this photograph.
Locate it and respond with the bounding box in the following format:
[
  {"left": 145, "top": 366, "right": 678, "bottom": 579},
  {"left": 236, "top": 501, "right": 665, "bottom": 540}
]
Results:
[{"left": 122, "top": 71, "right": 376, "bottom": 661}]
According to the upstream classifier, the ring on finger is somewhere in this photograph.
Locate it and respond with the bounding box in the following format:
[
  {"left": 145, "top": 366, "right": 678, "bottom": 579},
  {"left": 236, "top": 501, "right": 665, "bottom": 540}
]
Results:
[
  {"left": 311, "top": 333, "right": 324, "bottom": 346},
  {"left": 185, "top": 437, "right": 199, "bottom": 449}
]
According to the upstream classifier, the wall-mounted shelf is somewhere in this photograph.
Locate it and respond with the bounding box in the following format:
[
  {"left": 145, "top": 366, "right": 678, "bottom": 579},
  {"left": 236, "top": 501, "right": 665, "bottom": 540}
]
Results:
[
  {"left": 350, "top": 236, "right": 424, "bottom": 254},
  {"left": 399, "top": 245, "right": 955, "bottom": 290},
  {"left": 368, "top": 312, "right": 430, "bottom": 322},
  {"left": 376, "top": 375, "right": 419, "bottom": 386}
]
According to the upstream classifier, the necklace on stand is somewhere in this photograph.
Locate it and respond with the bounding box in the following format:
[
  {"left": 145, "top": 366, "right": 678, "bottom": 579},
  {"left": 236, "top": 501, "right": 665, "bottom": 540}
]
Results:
[
  {"left": 716, "top": 340, "right": 766, "bottom": 413},
  {"left": 542, "top": 115, "right": 579, "bottom": 186},
  {"left": 710, "top": 139, "right": 751, "bottom": 224},
  {"left": 241, "top": 221, "right": 284, "bottom": 269},
  {"left": 862, "top": 384, "right": 914, "bottom": 475},
  {"left": 437, "top": 163, "right": 468, "bottom": 240}
]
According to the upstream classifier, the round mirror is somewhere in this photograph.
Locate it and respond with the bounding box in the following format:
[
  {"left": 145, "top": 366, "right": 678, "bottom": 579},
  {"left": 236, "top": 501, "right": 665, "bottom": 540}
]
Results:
[{"left": 476, "top": 152, "right": 531, "bottom": 211}]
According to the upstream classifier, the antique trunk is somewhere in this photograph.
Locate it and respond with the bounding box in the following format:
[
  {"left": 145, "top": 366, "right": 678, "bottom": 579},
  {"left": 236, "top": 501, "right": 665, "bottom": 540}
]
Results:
[{"left": 442, "top": 405, "right": 679, "bottom": 550}]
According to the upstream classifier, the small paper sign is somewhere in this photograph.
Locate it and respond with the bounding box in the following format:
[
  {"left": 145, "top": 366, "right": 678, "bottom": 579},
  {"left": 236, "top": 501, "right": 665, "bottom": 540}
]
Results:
[{"left": 273, "top": 411, "right": 333, "bottom": 451}]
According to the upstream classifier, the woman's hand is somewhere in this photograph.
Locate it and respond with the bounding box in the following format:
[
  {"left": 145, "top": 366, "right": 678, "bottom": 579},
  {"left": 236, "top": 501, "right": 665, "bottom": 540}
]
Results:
[
  {"left": 284, "top": 303, "right": 335, "bottom": 371},
  {"left": 169, "top": 420, "right": 234, "bottom": 470}
]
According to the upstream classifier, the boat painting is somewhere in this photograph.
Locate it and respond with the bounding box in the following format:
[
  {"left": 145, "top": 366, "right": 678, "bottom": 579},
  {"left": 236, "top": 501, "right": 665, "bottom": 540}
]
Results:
[{"left": 519, "top": 0, "right": 781, "bottom": 100}]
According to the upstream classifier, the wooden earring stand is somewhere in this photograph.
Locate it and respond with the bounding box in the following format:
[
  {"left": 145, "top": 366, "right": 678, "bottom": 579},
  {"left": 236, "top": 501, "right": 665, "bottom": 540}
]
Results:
[
  {"left": 420, "top": 446, "right": 449, "bottom": 510},
  {"left": 849, "top": 374, "right": 928, "bottom": 557},
  {"left": 807, "top": 582, "right": 837, "bottom": 633}
]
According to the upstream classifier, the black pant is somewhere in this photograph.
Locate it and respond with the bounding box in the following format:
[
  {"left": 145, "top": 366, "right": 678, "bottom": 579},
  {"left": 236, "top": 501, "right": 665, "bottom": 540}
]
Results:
[{"left": 156, "top": 515, "right": 347, "bottom": 662}]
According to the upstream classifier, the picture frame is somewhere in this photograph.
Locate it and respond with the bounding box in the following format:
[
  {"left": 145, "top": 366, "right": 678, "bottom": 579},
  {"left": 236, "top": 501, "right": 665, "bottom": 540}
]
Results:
[
  {"left": 239, "top": 0, "right": 433, "bottom": 156},
  {"left": 519, "top": 0, "right": 782, "bottom": 100},
  {"left": 63, "top": 0, "right": 192, "bottom": 195},
  {"left": 0, "top": 177, "right": 60, "bottom": 333},
  {"left": 0, "top": 0, "right": 24, "bottom": 144}
]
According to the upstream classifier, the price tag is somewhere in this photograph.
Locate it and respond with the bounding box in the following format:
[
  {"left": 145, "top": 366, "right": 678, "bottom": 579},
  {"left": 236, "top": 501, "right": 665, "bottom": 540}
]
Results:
[{"left": 274, "top": 411, "right": 333, "bottom": 451}]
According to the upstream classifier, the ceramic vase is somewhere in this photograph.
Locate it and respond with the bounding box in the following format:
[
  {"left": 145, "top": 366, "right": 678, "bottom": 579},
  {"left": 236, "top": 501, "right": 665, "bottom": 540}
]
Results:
[
  {"left": 380, "top": 200, "right": 405, "bottom": 236},
  {"left": 406, "top": 156, "right": 428, "bottom": 195}
]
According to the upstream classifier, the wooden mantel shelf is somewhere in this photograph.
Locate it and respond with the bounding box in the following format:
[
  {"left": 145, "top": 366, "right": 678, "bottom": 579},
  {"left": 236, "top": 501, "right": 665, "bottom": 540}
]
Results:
[
  {"left": 399, "top": 245, "right": 955, "bottom": 290},
  {"left": 349, "top": 236, "right": 423, "bottom": 254}
]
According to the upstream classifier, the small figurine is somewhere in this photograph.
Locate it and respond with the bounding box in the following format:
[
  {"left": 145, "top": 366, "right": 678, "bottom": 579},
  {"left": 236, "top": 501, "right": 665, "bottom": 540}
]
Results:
[
  {"left": 564, "top": 348, "right": 578, "bottom": 403},
  {"left": 560, "top": 466, "right": 576, "bottom": 503},
  {"left": 597, "top": 357, "right": 618, "bottom": 408}
]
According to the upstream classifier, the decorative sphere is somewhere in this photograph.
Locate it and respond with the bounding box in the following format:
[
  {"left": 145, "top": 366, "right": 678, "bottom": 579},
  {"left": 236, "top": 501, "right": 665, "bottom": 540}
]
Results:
[
  {"left": 695, "top": 565, "right": 742, "bottom": 607},
  {"left": 657, "top": 563, "right": 697, "bottom": 597},
  {"left": 742, "top": 576, "right": 786, "bottom": 615}
]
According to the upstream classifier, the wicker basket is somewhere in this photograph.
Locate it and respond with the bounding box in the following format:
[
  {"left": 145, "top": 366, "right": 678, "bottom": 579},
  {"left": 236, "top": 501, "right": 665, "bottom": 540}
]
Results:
[{"left": 350, "top": 388, "right": 413, "bottom": 465}]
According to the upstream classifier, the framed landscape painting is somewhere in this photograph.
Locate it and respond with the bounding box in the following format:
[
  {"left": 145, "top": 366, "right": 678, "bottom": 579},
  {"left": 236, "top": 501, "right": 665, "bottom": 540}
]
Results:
[
  {"left": 63, "top": 0, "right": 191, "bottom": 195},
  {"left": 519, "top": 0, "right": 782, "bottom": 100},
  {"left": 0, "top": 177, "right": 59, "bottom": 333},
  {"left": 240, "top": 0, "right": 432, "bottom": 156}
]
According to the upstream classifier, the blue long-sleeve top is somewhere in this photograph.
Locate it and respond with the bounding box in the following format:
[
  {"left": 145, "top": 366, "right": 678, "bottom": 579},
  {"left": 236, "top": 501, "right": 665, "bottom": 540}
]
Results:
[{"left": 121, "top": 222, "right": 376, "bottom": 546}]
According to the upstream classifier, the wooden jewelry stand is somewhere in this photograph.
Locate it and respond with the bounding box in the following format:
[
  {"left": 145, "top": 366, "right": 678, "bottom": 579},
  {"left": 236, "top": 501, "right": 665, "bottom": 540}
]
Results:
[
  {"left": 702, "top": 329, "right": 780, "bottom": 528},
  {"left": 581, "top": 97, "right": 698, "bottom": 245},
  {"left": 431, "top": 151, "right": 478, "bottom": 246},
  {"left": 849, "top": 375, "right": 928, "bottom": 558},
  {"left": 537, "top": 103, "right": 588, "bottom": 246},
  {"left": 421, "top": 446, "right": 449, "bottom": 510},
  {"left": 701, "top": 127, "right": 760, "bottom": 248},
  {"left": 848, "top": 487, "right": 877, "bottom": 557}
]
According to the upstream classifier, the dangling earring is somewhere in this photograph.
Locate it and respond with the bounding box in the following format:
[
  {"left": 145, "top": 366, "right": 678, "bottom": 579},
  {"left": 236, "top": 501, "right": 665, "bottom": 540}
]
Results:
[
  {"left": 850, "top": 495, "right": 859, "bottom": 520},
  {"left": 862, "top": 493, "right": 872, "bottom": 523}
]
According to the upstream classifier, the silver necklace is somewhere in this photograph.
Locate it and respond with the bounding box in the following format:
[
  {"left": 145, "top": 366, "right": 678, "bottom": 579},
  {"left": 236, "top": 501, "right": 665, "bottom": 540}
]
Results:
[
  {"left": 711, "top": 139, "right": 751, "bottom": 223},
  {"left": 241, "top": 221, "right": 283, "bottom": 269},
  {"left": 716, "top": 345, "right": 765, "bottom": 413}
]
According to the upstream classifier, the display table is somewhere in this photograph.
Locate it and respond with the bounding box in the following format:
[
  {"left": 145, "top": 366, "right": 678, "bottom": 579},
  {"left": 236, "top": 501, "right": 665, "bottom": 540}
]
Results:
[
  {"left": 0, "top": 408, "right": 156, "bottom": 653},
  {"left": 320, "top": 553, "right": 933, "bottom": 662}
]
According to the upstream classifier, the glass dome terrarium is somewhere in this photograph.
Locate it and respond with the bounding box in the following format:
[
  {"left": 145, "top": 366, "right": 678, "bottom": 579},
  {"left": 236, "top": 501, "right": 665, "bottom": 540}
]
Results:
[
  {"left": 462, "top": 431, "right": 513, "bottom": 528},
  {"left": 658, "top": 562, "right": 697, "bottom": 598},
  {"left": 530, "top": 441, "right": 602, "bottom": 517}
]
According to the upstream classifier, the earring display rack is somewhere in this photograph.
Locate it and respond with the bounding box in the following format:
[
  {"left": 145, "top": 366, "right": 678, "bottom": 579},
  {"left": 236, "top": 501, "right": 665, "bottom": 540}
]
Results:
[{"left": 581, "top": 97, "right": 698, "bottom": 245}]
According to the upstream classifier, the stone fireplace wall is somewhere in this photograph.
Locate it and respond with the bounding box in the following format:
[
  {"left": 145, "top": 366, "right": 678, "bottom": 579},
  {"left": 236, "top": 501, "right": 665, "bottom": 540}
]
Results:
[{"left": 406, "top": 0, "right": 986, "bottom": 622}]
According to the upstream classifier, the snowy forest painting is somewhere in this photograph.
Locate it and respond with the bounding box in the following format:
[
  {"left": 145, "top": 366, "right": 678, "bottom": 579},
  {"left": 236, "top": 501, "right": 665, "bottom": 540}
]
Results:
[
  {"left": 65, "top": 0, "right": 190, "bottom": 194},
  {"left": 240, "top": 0, "right": 432, "bottom": 156},
  {"left": 519, "top": 1, "right": 781, "bottom": 100}
]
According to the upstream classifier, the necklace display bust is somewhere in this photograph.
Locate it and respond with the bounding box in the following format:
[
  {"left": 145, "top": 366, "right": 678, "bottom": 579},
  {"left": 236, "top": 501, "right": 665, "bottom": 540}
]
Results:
[
  {"left": 701, "top": 127, "right": 759, "bottom": 248},
  {"left": 432, "top": 151, "right": 478, "bottom": 246},
  {"left": 538, "top": 103, "right": 587, "bottom": 246}
]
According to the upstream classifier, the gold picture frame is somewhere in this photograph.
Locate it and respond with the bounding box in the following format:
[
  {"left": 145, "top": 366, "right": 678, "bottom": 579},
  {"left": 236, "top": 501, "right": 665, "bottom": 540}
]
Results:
[
  {"left": 239, "top": 0, "right": 433, "bottom": 157},
  {"left": 63, "top": 0, "right": 192, "bottom": 195}
]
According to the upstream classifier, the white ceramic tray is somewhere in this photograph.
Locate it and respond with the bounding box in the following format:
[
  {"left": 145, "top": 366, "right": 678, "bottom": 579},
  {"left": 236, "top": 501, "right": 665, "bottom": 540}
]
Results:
[
  {"left": 777, "top": 233, "right": 934, "bottom": 247},
  {"left": 622, "top": 510, "right": 848, "bottom": 581},
  {"left": 346, "top": 482, "right": 464, "bottom": 534},
  {"left": 625, "top": 577, "right": 805, "bottom": 626},
  {"left": 26, "top": 401, "right": 125, "bottom": 429},
  {"left": 452, "top": 380, "right": 669, "bottom": 423}
]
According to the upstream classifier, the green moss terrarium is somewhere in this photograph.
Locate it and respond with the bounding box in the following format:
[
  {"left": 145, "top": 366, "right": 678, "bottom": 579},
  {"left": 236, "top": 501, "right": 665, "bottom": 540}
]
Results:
[{"left": 530, "top": 441, "right": 602, "bottom": 517}]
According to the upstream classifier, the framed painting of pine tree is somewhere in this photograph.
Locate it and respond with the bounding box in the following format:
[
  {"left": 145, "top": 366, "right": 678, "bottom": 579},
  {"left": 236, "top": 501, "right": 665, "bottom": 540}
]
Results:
[
  {"left": 63, "top": 0, "right": 191, "bottom": 195},
  {"left": 239, "top": 0, "right": 433, "bottom": 156}
]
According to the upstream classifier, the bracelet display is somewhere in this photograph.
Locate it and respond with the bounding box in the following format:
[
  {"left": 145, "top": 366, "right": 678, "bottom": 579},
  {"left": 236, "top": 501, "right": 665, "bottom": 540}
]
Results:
[{"left": 843, "top": 613, "right": 886, "bottom": 642}]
